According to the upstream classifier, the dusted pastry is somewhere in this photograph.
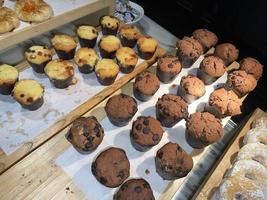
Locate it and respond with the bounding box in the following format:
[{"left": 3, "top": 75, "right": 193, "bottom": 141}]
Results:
[
  {"left": 0, "top": 64, "right": 19, "bottom": 95},
  {"left": 0, "top": 7, "right": 20, "bottom": 34},
  {"left": 74, "top": 48, "right": 99, "bottom": 73}
]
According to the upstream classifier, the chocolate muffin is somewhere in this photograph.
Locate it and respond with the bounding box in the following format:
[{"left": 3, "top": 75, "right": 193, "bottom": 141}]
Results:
[
  {"left": 74, "top": 48, "right": 99, "bottom": 73},
  {"left": 214, "top": 43, "right": 239, "bottom": 66},
  {"left": 206, "top": 87, "right": 242, "bottom": 118},
  {"left": 192, "top": 29, "right": 218, "bottom": 51},
  {"left": 113, "top": 178, "right": 155, "bottom": 200},
  {"left": 133, "top": 71, "right": 160, "bottom": 102},
  {"left": 155, "top": 142, "right": 193, "bottom": 180},
  {"left": 25, "top": 45, "right": 52, "bottom": 73},
  {"left": 12, "top": 79, "right": 44, "bottom": 111},
  {"left": 178, "top": 75, "right": 205, "bottom": 103},
  {"left": 0, "top": 64, "right": 19, "bottom": 95},
  {"left": 156, "top": 94, "right": 188, "bottom": 128},
  {"left": 91, "top": 147, "right": 130, "bottom": 188},
  {"left": 130, "top": 116, "right": 164, "bottom": 151},
  {"left": 44, "top": 59, "right": 75, "bottom": 89},
  {"left": 105, "top": 94, "right": 138, "bottom": 127},
  {"left": 100, "top": 15, "right": 120, "bottom": 35},
  {"left": 137, "top": 36, "right": 158, "bottom": 60},
  {"left": 185, "top": 112, "right": 223, "bottom": 149},
  {"left": 67, "top": 116, "right": 104, "bottom": 153},
  {"left": 240, "top": 57, "right": 263, "bottom": 80},
  {"left": 176, "top": 36, "right": 204, "bottom": 68},
  {"left": 115, "top": 47, "right": 138, "bottom": 74},
  {"left": 98, "top": 35, "right": 121, "bottom": 58},
  {"left": 77, "top": 25, "right": 98, "bottom": 48},
  {"left": 225, "top": 70, "right": 257, "bottom": 97},
  {"left": 197, "top": 55, "right": 226, "bottom": 85},
  {"left": 95, "top": 59, "right": 119, "bottom": 85},
  {"left": 157, "top": 55, "right": 182, "bottom": 83},
  {"left": 118, "top": 25, "right": 140, "bottom": 47}
]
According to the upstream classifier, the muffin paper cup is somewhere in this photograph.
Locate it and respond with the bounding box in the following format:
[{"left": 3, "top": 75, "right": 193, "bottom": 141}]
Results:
[
  {"left": 178, "top": 85, "right": 200, "bottom": 104},
  {"left": 197, "top": 68, "right": 218, "bottom": 85}
]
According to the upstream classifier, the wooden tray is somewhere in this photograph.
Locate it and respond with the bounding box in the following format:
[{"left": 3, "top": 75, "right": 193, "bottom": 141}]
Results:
[{"left": 192, "top": 108, "right": 267, "bottom": 200}]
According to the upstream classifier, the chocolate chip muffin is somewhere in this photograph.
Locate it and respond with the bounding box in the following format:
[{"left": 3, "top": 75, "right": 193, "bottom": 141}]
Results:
[
  {"left": 95, "top": 59, "right": 119, "bottom": 85},
  {"left": 0, "top": 64, "right": 19, "bottom": 95},
  {"left": 100, "top": 15, "right": 120, "bottom": 35},
  {"left": 178, "top": 75, "right": 205, "bottom": 103},
  {"left": 98, "top": 35, "right": 121, "bottom": 58},
  {"left": 185, "top": 112, "right": 223, "bottom": 149},
  {"left": 155, "top": 142, "right": 193, "bottom": 180},
  {"left": 77, "top": 25, "right": 98, "bottom": 48},
  {"left": 115, "top": 47, "right": 138, "bottom": 74},
  {"left": 105, "top": 94, "right": 138, "bottom": 127},
  {"left": 118, "top": 25, "right": 140, "bottom": 47},
  {"left": 67, "top": 116, "right": 104, "bottom": 153},
  {"left": 157, "top": 55, "right": 182, "bottom": 83},
  {"left": 133, "top": 71, "right": 160, "bottom": 102},
  {"left": 176, "top": 36, "right": 204, "bottom": 68},
  {"left": 130, "top": 116, "right": 164, "bottom": 151},
  {"left": 91, "top": 147, "right": 130, "bottom": 188},
  {"left": 197, "top": 55, "right": 226, "bottom": 85},
  {"left": 137, "top": 36, "right": 158, "bottom": 60},
  {"left": 74, "top": 48, "right": 99, "bottom": 73},
  {"left": 192, "top": 29, "right": 218, "bottom": 51},
  {"left": 240, "top": 57, "right": 263, "bottom": 80},
  {"left": 214, "top": 43, "right": 239, "bottom": 66},
  {"left": 113, "top": 178, "right": 155, "bottom": 200},
  {"left": 156, "top": 94, "right": 188, "bottom": 128}
]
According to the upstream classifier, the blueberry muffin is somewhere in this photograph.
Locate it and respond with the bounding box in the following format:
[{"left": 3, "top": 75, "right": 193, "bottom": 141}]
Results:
[
  {"left": 0, "top": 64, "right": 19, "bottom": 95},
  {"left": 77, "top": 25, "right": 98, "bottom": 48},
  {"left": 118, "top": 25, "right": 140, "bottom": 47},
  {"left": 115, "top": 47, "right": 138, "bottom": 73},
  {"left": 98, "top": 35, "right": 121, "bottom": 58},
  {"left": 100, "top": 15, "right": 120, "bottom": 35},
  {"left": 74, "top": 48, "right": 99, "bottom": 73},
  {"left": 240, "top": 57, "right": 263, "bottom": 80},
  {"left": 192, "top": 29, "right": 218, "bottom": 51},
  {"left": 95, "top": 59, "right": 119, "bottom": 85},
  {"left": 137, "top": 36, "right": 158, "bottom": 60},
  {"left": 214, "top": 43, "right": 239, "bottom": 66}
]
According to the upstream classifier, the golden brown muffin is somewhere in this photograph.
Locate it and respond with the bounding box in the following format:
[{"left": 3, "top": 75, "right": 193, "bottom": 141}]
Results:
[
  {"left": 100, "top": 15, "right": 120, "bottom": 35},
  {"left": 119, "top": 25, "right": 140, "bottom": 47},
  {"left": 74, "top": 48, "right": 99, "bottom": 73},
  {"left": 77, "top": 25, "right": 98, "bottom": 48},
  {"left": 98, "top": 35, "right": 120, "bottom": 58},
  {"left": 115, "top": 47, "right": 138, "bottom": 73},
  {"left": 0, "top": 7, "right": 20, "bottom": 33},
  {"left": 0, "top": 64, "right": 19, "bottom": 95},
  {"left": 137, "top": 36, "right": 158, "bottom": 60},
  {"left": 95, "top": 59, "right": 119, "bottom": 85}
]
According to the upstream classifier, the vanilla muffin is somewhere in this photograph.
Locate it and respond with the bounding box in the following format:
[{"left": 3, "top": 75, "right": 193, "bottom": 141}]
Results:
[
  {"left": 44, "top": 59, "right": 75, "bottom": 89},
  {"left": 51, "top": 34, "right": 77, "bottom": 60},
  {"left": 77, "top": 25, "right": 98, "bottom": 48},
  {"left": 100, "top": 15, "right": 120, "bottom": 35},
  {"left": 12, "top": 79, "right": 44, "bottom": 111},
  {"left": 95, "top": 59, "right": 119, "bottom": 85},
  {"left": 74, "top": 48, "right": 99, "bottom": 73},
  {"left": 98, "top": 35, "right": 120, "bottom": 58},
  {"left": 119, "top": 25, "right": 140, "bottom": 47},
  {"left": 0, "top": 64, "right": 19, "bottom": 95},
  {"left": 25, "top": 45, "right": 52, "bottom": 73},
  {"left": 115, "top": 47, "right": 138, "bottom": 73},
  {"left": 137, "top": 36, "right": 158, "bottom": 60}
]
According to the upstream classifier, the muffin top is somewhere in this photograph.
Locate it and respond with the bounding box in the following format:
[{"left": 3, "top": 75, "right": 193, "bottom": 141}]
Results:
[
  {"left": 180, "top": 75, "right": 205, "bottom": 97},
  {"left": 176, "top": 36, "right": 203, "bottom": 59},
  {"left": 74, "top": 48, "right": 99, "bottom": 67},
  {"left": 0, "top": 64, "right": 19, "bottom": 85},
  {"left": 157, "top": 54, "right": 182, "bottom": 73},
  {"left": 44, "top": 59, "right": 74, "bottom": 80},
  {"left": 192, "top": 28, "right": 218, "bottom": 49},
  {"left": 209, "top": 87, "right": 242, "bottom": 116},
  {"left": 12, "top": 79, "right": 44, "bottom": 105},
  {"left": 186, "top": 112, "right": 223, "bottom": 145},
  {"left": 100, "top": 15, "right": 120, "bottom": 30},
  {"left": 99, "top": 35, "right": 120, "bottom": 52},
  {"left": 200, "top": 55, "right": 226, "bottom": 77},
  {"left": 77, "top": 25, "right": 98, "bottom": 40},
  {"left": 95, "top": 59, "right": 119, "bottom": 78},
  {"left": 134, "top": 71, "right": 160, "bottom": 95},
  {"left": 214, "top": 43, "right": 239, "bottom": 65},
  {"left": 240, "top": 57, "right": 263, "bottom": 80},
  {"left": 25, "top": 45, "right": 52, "bottom": 64},
  {"left": 51, "top": 34, "right": 77, "bottom": 52},
  {"left": 156, "top": 94, "right": 188, "bottom": 119},
  {"left": 119, "top": 25, "right": 140, "bottom": 40},
  {"left": 137, "top": 36, "right": 158, "bottom": 53},
  {"left": 116, "top": 47, "right": 138, "bottom": 67}
]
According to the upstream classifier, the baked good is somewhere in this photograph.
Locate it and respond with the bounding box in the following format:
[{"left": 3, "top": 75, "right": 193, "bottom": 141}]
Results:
[
  {"left": 51, "top": 34, "right": 77, "bottom": 60},
  {"left": 206, "top": 87, "right": 242, "bottom": 118},
  {"left": 100, "top": 15, "right": 120, "bottom": 35},
  {"left": 186, "top": 112, "right": 223, "bottom": 149},
  {"left": 157, "top": 55, "right": 182, "bottom": 83},
  {"left": 252, "top": 117, "right": 267, "bottom": 129},
  {"left": 156, "top": 94, "right": 188, "bottom": 127},
  {"left": 115, "top": 47, "right": 138, "bottom": 74},
  {"left": 137, "top": 36, "right": 158, "bottom": 60},
  {"left": 225, "top": 70, "right": 257, "bottom": 97},
  {"left": 12, "top": 79, "right": 44, "bottom": 110},
  {"left": 197, "top": 55, "right": 226, "bottom": 85},
  {"left": 155, "top": 142, "right": 193, "bottom": 180},
  {"left": 15, "top": 0, "right": 53, "bottom": 23},
  {"left": 130, "top": 116, "right": 164, "bottom": 151},
  {"left": 178, "top": 75, "right": 205, "bottom": 103},
  {"left": 240, "top": 57, "right": 263, "bottom": 80},
  {"left": 113, "top": 178, "right": 155, "bottom": 200},
  {"left": 133, "top": 71, "right": 160, "bottom": 102},
  {"left": 214, "top": 43, "right": 239, "bottom": 66},
  {"left": 44, "top": 59, "right": 75, "bottom": 89},
  {"left": 98, "top": 35, "right": 120, "bottom": 58},
  {"left": 0, "top": 64, "right": 19, "bottom": 95},
  {"left": 77, "top": 25, "right": 98, "bottom": 48},
  {"left": 25, "top": 45, "right": 52, "bottom": 73},
  {"left": 176, "top": 36, "right": 203, "bottom": 68},
  {"left": 105, "top": 93, "right": 138, "bottom": 127},
  {"left": 118, "top": 25, "right": 140, "bottom": 47},
  {"left": 0, "top": 7, "right": 19, "bottom": 34},
  {"left": 243, "top": 127, "right": 267, "bottom": 145},
  {"left": 95, "top": 59, "right": 119, "bottom": 85},
  {"left": 91, "top": 147, "right": 130, "bottom": 188},
  {"left": 67, "top": 116, "right": 104, "bottom": 154},
  {"left": 0, "top": 0, "right": 3, "bottom": 7},
  {"left": 192, "top": 28, "right": 218, "bottom": 51},
  {"left": 74, "top": 48, "right": 99, "bottom": 74}
]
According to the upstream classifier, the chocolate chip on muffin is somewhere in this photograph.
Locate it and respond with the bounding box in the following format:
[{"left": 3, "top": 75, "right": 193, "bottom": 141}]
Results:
[
  {"left": 118, "top": 25, "right": 140, "bottom": 48},
  {"left": 239, "top": 57, "right": 263, "bottom": 80},
  {"left": 214, "top": 43, "right": 239, "bottom": 66},
  {"left": 100, "top": 15, "right": 120, "bottom": 35},
  {"left": 192, "top": 28, "right": 218, "bottom": 51},
  {"left": 115, "top": 47, "right": 138, "bottom": 74},
  {"left": 77, "top": 25, "right": 98, "bottom": 48},
  {"left": 74, "top": 48, "right": 99, "bottom": 74}
]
